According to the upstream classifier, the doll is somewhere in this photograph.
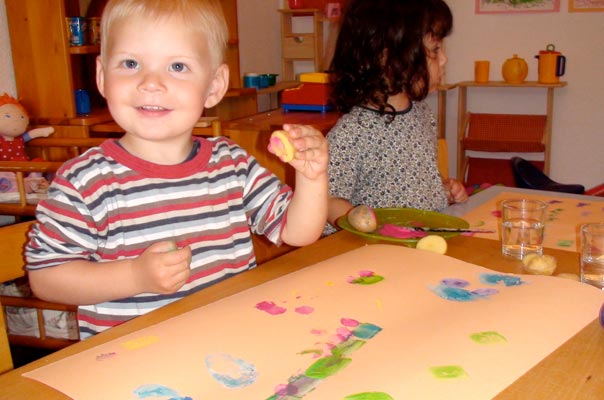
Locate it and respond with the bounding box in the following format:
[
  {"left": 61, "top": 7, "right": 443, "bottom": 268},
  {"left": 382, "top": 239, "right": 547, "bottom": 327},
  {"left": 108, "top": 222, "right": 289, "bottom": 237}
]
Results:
[
  {"left": 0, "top": 93, "right": 54, "bottom": 194},
  {"left": 0, "top": 93, "right": 54, "bottom": 161}
]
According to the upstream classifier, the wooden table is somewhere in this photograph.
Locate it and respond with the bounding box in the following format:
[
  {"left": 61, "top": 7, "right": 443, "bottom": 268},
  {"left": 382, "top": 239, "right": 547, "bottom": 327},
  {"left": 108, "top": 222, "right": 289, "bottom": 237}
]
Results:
[{"left": 0, "top": 230, "right": 602, "bottom": 399}]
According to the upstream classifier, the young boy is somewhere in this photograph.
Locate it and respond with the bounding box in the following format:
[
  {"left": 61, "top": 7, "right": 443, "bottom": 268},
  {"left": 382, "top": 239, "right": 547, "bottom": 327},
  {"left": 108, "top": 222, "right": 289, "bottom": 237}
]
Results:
[{"left": 25, "top": 0, "right": 328, "bottom": 339}]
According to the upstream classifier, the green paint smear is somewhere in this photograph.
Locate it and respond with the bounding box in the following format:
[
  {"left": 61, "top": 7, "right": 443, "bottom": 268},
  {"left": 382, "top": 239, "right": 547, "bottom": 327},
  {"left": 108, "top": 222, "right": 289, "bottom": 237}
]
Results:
[
  {"left": 343, "top": 392, "right": 394, "bottom": 400},
  {"left": 430, "top": 365, "right": 467, "bottom": 379},
  {"left": 306, "top": 354, "right": 352, "bottom": 379},
  {"left": 333, "top": 340, "right": 365, "bottom": 357},
  {"left": 557, "top": 239, "right": 573, "bottom": 247},
  {"left": 470, "top": 331, "right": 507, "bottom": 344},
  {"left": 351, "top": 275, "right": 384, "bottom": 285},
  {"left": 472, "top": 220, "right": 485, "bottom": 227}
]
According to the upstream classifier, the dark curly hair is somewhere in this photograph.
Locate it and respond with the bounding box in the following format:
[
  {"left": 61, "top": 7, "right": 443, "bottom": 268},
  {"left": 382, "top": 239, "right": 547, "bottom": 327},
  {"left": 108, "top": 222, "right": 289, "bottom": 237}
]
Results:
[{"left": 329, "top": 0, "right": 453, "bottom": 115}]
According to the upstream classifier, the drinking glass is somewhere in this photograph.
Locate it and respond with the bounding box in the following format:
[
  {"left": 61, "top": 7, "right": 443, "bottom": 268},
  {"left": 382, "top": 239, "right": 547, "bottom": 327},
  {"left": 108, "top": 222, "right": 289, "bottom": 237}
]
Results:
[
  {"left": 580, "top": 223, "right": 604, "bottom": 290},
  {"left": 501, "top": 199, "right": 547, "bottom": 259}
]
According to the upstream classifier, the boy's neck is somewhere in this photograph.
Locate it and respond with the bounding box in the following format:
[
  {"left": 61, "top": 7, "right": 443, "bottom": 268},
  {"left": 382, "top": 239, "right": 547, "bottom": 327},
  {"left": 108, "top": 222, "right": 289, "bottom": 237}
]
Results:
[{"left": 118, "top": 135, "right": 196, "bottom": 165}]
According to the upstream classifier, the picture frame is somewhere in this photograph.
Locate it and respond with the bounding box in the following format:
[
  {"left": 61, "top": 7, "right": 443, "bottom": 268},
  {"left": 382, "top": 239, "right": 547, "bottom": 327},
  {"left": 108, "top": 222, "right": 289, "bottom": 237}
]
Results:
[
  {"left": 569, "top": 0, "right": 604, "bottom": 12},
  {"left": 475, "top": 0, "right": 561, "bottom": 14}
]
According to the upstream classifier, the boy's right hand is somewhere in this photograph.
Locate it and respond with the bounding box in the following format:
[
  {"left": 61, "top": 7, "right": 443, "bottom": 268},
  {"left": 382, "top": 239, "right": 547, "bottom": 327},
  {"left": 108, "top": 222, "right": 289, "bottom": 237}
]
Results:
[{"left": 131, "top": 241, "right": 192, "bottom": 294}]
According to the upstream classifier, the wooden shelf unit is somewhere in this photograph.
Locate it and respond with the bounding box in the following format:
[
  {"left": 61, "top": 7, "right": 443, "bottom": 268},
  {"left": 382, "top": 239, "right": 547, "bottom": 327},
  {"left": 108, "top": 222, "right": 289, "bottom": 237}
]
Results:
[
  {"left": 456, "top": 80, "right": 567, "bottom": 183},
  {"left": 278, "top": 8, "right": 324, "bottom": 81}
]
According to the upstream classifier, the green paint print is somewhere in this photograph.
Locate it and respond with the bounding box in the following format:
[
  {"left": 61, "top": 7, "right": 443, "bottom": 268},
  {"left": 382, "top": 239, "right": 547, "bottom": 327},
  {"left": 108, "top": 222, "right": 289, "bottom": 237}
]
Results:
[
  {"left": 557, "top": 239, "right": 573, "bottom": 247},
  {"left": 306, "top": 354, "right": 352, "bottom": 379},
  {"left": 343, "top": 392, "right": 394, "bottom": 400},
  {"left": 347, "top": 270, "right": 384, "bottom": 285},
  {"left": 470, "top": 331, "right": 507, "bottom": 344},
  {"left": 547, "top": 208, "right": 564, "bottom": 222},
  {"left": 429, "top": 365, "right": 468, "bottom": 380},
  {"left": 267, "top": 320, "right": 382, "bottom": 399}
]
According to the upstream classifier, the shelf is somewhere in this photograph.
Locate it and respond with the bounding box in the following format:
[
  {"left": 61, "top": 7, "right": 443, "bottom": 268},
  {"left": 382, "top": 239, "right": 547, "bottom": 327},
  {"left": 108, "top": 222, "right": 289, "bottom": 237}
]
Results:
[
  {"left": 456, "top": 81, "right": 567, "bottom": 184},
  {"left": 279, "top": 8, "right": 324, "bottom": 81},
  {"left": 457, "top": 81, "right": 567, "bottom": 89},
  {"left": 69, "top": 45, "right": 100, "bottom": 55}
]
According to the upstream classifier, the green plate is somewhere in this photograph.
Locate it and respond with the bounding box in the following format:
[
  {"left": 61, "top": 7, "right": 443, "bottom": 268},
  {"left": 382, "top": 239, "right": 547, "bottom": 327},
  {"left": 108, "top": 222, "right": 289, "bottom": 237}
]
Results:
[{"left": 336, "top": 207, "right": 470, "bottom": 247}]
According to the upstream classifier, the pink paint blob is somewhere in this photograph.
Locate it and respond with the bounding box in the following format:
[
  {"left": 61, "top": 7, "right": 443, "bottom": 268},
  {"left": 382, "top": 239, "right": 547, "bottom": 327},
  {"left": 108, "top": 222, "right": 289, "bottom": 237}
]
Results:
[
  {"left": 378, "top": 224, "right": 427, "bottom": 238},
  {"left": 295, "top": 306, "right": 314, "bottom": 315},
  {"left": 358, "top": 270, "right": 374, "bottom": 277},
  {"left": 255, "top": 301, "right": 287, "bottom": 315},
  {"left": 340, "top": 318, "right": 359, "bottom": 327}
]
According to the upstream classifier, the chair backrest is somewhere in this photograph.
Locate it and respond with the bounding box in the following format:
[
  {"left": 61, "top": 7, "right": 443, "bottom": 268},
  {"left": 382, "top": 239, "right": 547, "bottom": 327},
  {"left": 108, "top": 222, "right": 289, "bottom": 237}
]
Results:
[
  {"left": 0, "top": 221, "right": 33, "bottom": 374},
  {"left": 26, "top": 137, "right": 107, "bottom": 162},
  {"left": 437, "top": 138, "right": 449, "bottom": 180},
  {"left": 0, "top": 161, "right": 64, "bottom": 217}
]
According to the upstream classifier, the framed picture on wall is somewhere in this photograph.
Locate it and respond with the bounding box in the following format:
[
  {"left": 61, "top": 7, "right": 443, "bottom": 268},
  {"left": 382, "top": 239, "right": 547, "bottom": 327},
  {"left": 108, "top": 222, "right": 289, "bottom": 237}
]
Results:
[
  {"left": 476, "top": 0, "right": 561, "bottom": 14},
  {"left": 569, "top": 0, "right": 604, "bottom": 12}
]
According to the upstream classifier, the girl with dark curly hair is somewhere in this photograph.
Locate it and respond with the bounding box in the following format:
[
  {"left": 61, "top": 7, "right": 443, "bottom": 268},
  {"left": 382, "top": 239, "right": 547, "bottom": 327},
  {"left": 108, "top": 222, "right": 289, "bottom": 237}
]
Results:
[{"left": 325, "top": 0, "right": 468, "bottom": 235}]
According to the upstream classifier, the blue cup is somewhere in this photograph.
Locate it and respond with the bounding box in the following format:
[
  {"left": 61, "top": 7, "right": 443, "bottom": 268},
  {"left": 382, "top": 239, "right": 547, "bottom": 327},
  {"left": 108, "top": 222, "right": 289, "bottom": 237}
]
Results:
[{"left": 75, "top": 89, "right": 90, "bottom": 114}]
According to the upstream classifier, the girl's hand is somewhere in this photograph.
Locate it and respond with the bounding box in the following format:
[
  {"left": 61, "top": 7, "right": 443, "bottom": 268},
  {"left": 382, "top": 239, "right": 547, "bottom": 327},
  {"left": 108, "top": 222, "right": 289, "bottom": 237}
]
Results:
[
  {"left": 131, "top": 241, "right": 192, "bottom": 294},
  {"left": 443, "top": 178, "right": 469, "bottom": 204},
  {"left": 271, "top": 124, "right": 328, "bottom": 180}
]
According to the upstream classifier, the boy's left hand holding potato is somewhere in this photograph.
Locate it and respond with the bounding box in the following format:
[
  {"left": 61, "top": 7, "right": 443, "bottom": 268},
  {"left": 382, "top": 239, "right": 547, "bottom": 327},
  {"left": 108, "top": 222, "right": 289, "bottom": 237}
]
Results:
[{"left": 268, "top": 124, "right": 328, "bottom": 180}]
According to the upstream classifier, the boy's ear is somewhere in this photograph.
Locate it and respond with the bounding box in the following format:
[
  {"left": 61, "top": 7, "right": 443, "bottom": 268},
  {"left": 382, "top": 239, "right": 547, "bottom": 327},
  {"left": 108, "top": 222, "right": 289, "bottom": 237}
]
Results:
[
  {"left": 204, "top": 64, "right": 229, "bottom": 109},
  {"left": 96, "top": 55, "right": 106, "bottom": 98}
]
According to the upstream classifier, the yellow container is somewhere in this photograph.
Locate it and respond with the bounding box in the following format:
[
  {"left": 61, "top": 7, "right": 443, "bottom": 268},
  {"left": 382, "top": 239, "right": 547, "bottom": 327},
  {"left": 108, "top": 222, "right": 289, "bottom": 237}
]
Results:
[{"left": 299, "top": 72, "right": 329, "bottom": 83}]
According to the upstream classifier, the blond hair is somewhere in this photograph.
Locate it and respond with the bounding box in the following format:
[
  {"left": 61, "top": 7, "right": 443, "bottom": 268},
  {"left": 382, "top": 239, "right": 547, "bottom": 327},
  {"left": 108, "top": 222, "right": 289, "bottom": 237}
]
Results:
[{"left": 100, "top": 0, "right": 227, "bottom": 68}]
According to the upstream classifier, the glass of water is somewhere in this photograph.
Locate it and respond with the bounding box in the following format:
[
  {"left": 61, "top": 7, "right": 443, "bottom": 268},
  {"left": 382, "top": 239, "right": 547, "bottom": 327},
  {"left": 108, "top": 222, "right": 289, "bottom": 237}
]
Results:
[
  {"left": 580, "top": 223, "right": 604, "bottom": 290},
  {"left": 501, "top": 199, "right": 547, "bottom": 259}
]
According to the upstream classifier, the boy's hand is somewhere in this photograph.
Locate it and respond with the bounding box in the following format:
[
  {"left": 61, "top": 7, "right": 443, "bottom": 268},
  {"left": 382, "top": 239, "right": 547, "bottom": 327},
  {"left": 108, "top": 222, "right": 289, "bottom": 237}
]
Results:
[
  {"left": 269, "top": 124, "right": 328, "bottom": 180},
  {"left": 443, "top": 178, "right": 469, "bottom": 204},
  {"left": 131, "top": 241, "right": 192, "bottom": 294}
]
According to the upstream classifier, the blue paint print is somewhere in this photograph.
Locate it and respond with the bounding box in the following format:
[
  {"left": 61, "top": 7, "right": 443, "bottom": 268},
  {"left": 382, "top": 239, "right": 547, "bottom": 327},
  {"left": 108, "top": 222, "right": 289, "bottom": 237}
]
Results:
[
  {"left": 205, "top": 353, "right": 257, "bottom": 389},
  {"left": 480, "top": 273, "right": 525, "bottom": 287},
  {"left": 133, "top": 384, "right": 191, "bottom": 399},
  {"left": 351, "top": 323, "right": 382, "bottom": 339},
  {"left": 441, "top": 278, "right": 470, "bottom": 288},
  {"left": 470, "top": 288, "right": 499, "bottom": 296},
  {"left": 431, "top": 285, "right": 481, "bottom": 302}
]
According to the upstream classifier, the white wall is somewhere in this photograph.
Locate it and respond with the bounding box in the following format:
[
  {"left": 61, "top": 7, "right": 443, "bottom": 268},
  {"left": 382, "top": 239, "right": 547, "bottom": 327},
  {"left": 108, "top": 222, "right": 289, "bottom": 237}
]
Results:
[
  {"left": 237, "top": 0, "right": 604, "bottom": 188},
  {"left": 439, "top": 1, "right": 604, "bottom": 188},
  {"left": 2, "top": 0, "right": 602, "bottom": 187}
]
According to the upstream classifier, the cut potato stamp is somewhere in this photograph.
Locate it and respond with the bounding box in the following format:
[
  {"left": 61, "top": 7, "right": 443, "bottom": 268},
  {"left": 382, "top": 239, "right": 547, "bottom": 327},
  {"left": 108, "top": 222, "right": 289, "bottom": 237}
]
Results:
[
  {"left": 416, "top": 235, "right": 448, "bottom": 254},
  {"left": 270, "top": 130, "right": 295, "bottom": 162}
]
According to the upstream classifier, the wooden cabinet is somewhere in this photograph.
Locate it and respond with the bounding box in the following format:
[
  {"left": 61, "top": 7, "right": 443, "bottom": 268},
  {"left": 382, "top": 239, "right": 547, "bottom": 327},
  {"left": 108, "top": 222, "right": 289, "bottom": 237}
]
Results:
[
  {"left": 6, "top": 0, "right": 244, "bottom": 136},
  {"left": 278, "top": 8, "right": 324, "bottom": 81},
  {"left": 6, "top": 0, "right": 109, "bottom": 138},
  {"left": 456, "top": 81, "right": 566, "bottom": 185}
]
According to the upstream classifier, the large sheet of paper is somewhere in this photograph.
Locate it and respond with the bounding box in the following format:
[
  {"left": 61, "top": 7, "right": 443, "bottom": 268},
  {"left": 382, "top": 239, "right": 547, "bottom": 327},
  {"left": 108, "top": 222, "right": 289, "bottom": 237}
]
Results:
[
  {"left": 25, "top": 245, "right": 604, "bottom": 400},
  {"left": 461, "top": 191, "right": 604, "bottom": 252}
]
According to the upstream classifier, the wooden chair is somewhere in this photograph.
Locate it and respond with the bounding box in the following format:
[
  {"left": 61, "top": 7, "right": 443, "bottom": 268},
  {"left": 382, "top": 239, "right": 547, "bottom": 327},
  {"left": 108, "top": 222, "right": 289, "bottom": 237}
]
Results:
[
  {"left": 0, "top": 161, "right": 63, "bottom": 217},
  {"left": 0, "top": 221, "right": 79, "bottom": 373},
  {"left": 437, "top": 138, "right": 449, "bottom": 180},
  {"left": 25, "top": 137, "right": 107, "bottom": 162},
  {"left": 458, "top": 112, "right": 546, "bottom": 186},
  {"left": 0, "top": 138, "right": 106, "bottom": 218}
]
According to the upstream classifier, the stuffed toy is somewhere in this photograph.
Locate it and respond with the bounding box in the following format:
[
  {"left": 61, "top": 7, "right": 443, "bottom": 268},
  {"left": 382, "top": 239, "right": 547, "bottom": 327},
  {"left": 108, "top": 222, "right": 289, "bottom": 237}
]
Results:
[
  {"left": 0, "top": 93, "right": 54, "bottom": 161},
  {"left": 0, "top": 93, "right": 54, "bottom": 195}
]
